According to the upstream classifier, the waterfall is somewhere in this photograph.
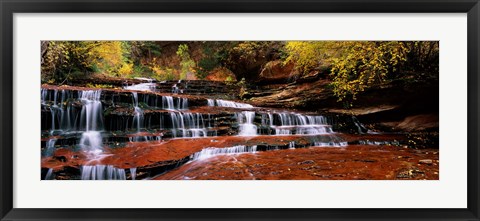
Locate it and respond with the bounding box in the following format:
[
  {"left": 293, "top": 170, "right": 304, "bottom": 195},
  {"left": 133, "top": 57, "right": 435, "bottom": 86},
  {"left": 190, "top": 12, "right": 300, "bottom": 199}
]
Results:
[
  {"left": 130, "top": 168, "right": 137, "bottom": 180},
  {"left": 78, "top": 90, "right": 104, "bottom": 157},
  {"left": 124, "top": 78, "right": 156, "bottom": 91},
  {"left": 162, "top": 96, "right": 175, "bottom": 110},
  {"left": 49, "top": 90, "right": 59, "bottom": 133},
  {"left": 43, "top": 139, "right": 57, "bottom": 157},
  {"left": 172, "top": 84, "right": 183, "bottom": 94},
  {"left": 42, "top": 89, "right": 77, "bottom": 132},
  {"left": 129, "top": 135, "right": 161, "bottom": 142},
  {"left": 237, "top": 111, "right": 258, "bottom": 136},
  {"left": 215, "top": 99, "right": 253, "bottom": 108},
  {"left": 170, "top": 112, "right": 207, "bottom": 138},
  {"left": 44, "top": 168, "right": 54, "bottom": 180},
  {"left": 40, "top": 83, "right": 377, "bottom": 181},
  {"left": 352, "top": 116, "right": 368, "bottom": 134},
  {"left": 207, "top": 99, "right": 215, "bottom": 106},
  {"left": 358, "top": 140, "right": 400, "bottom": 146},
  {"left": 41, "top": 88, "right": 48, "bottom": 105},
  {"left": 191, "top": 145, "right": 257, "bottom": 161},
  {"left": 132, "top": 92, "right": 144, "bottom": 133},
  {"left": 177, "top": 97, "right": 188, "bottom": 110},
  {"left": 314, "top": 141, "right": 348, "bottom": 147},
  {"left": 81, "top": 165, "right": 127, "bottom": 180},
  {"left": 262, "top": 113, "right": 333, "bottom": 135}
]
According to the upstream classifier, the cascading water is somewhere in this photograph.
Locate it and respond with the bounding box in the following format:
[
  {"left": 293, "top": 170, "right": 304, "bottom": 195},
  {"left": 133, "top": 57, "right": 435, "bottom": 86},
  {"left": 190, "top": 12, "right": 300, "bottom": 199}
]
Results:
[
  {"left": 170, "top": 112, "right": 208, "bottom": 138},
  {"left": 352, "top": 116, "right": 368, "bottom": 134},
  {"left": 129, "top": 135, "right": 162, "bottom": 142},
  {"left": 44, "top": 168, "right": 54, "bottom": 180},
  {"left": 81, "top": 165, "right": 126, "bottom": 180},
  {"left": 78, "top": 90, "right": 104, "bottom": 159},
  {"left": 289, "top": 141, "right": 295, "bottom": 149},
  {"left": 43, "top": 139, "right": 57, "bottom": 157},
  {"left": 41, "top": 88, "right": 48, "bottom": 105},
  {"left": 237, "top": 111, "right": 258, "bottom": 136},
  {"left": 130, "top": 168, "right": 137, "bottom": 180},
  {"left": 132, "top": 92, "right": 143, "bottom": 133},
  {"left": 124, "top": 78, "right": 156, "bottom": 91},
  {"left": 207, "top": 99, "right": 215, "bottom": 106},
  {"left": 261, "top": 112, "right": 333, "bottom": 135},
  {"left": 162, "top": 96, "right": 175, "bottom": 110},
  {"left": 191, "top": 145, "right": 257, "bottom": 161},
  {"left": 41, "top": 80, "right": 376, "bottom": 180},
  {"left": 215, "top": 99, "right": 254, "bottom": 108},
  {"left": 177, "top": 97, "right": 188, "bottom": 110},
  {"left": 172, "top": 84, "right": 183, "bottom": 94}
]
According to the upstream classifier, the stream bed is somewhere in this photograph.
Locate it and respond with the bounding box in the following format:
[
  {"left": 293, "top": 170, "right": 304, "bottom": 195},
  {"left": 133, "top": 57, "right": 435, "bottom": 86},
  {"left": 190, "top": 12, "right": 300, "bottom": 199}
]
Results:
[{"left": 40, "top": 80, "right": 439, "bottom": 180}]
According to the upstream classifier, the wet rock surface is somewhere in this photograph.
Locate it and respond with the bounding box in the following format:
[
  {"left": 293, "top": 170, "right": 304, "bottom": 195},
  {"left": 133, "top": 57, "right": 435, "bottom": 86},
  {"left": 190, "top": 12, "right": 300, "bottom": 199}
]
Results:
[
  {"left": 41, "top": 80, "right": 439, "bottom": 180},
  {"left": 155, "top": 145, "right": 439, "bottom": 180}
]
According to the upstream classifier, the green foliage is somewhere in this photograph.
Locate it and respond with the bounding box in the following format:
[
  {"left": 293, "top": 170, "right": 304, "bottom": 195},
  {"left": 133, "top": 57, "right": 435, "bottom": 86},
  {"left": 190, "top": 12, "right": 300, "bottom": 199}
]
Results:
[
  {"left": 196, "top": 46, "right": 221, "bottom": 79},
  {"left": 41, "top": 41, "right": 134, "bottom": 83},
  {"left": 236, "top": 78, "right": 248, "bottom": 99},
  {"left": 176, "top": 44, "right": 195, "bottom": 80},
  {"left": 85, "top": 83, "right": 116, "bottom": 89},
  {"left": 225, "top": 76, "right": 235, "bottom": 83},
  {"left": 329, "top": 42, "right": 410, "bottom": 101},
  {"left": 150, "top": 66, "right": 176, "bottom": 81},
  {"left": 222, "top": 41, "right": 285, "bottom": 80},
  {"left": 284, "top": 41, "right": 412, "bottom": 103},
  {"left": 284, "top": 41, "right": 334, "bottom": 74}
]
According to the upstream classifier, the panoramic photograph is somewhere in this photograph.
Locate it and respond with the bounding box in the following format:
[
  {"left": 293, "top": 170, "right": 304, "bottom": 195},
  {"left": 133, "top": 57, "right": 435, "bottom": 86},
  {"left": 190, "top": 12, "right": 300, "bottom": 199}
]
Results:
[{"left": 40, "top": 41, "right": 439, "bottom": 180}]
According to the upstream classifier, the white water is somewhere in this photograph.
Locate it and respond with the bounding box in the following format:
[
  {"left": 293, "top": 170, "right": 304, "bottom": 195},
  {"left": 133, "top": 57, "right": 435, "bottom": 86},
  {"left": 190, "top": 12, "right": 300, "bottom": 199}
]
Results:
[
  {"left": 130, "top": 168, "right": 137, "bottom": 180},
  {"left": 215, "top": 99, "right": 254, "bottom": 108},
  {"left": 78, "top": 90, "right": 104, "bottom": 159},
  {"left": 314, "top": 141, "right": 348, "bottom": 147},
  {"left": 207, "top": 99, "right": 215, "bottom": 106},
  {"left": 124, "top": 83, "right": 156, "bottom": 91},
  {"left": 44, "top": 168, "right": 54, "bottom": 180},
  {"left": 191, "top": 145, "right": 257, "bottom": 161},
  {"left": 81, "top": 165, "right": 127, "bottom": 180},
  {"left": 44, "top": 139, "right": 57, "bottom": 156},
  {"left": 352, "top": 116, "right": 367, "bottom": 134},
  {"left": 132, "top": 92, "right": 144, "bottom": 133},
  {"left": 172, "top": 84, "right": 183, "bottom": 94},
  {"left": 237, "top": 111, "right": 258, "bottom": 136},
  {"left": 162, "top": 96, "right": 175, "bottom": 110},
  {"left": 41, "top": 88, "right": 48, "bottom": 105},
  {"left": 79, "top": 90, "right": 103, "bottom": 131},
  {"left": 177, "top": 97, "right": 188, "bottom": 110},
  {"left": 79, "top": 131, "right": 103, "bottom": 156},
  {"left": 170, "top": 112, "right": 208, "bottom": 138},
  {"left": 42, "top": 89, "right": 76, "bottom": 133},
  {"left": 261, "top": 112, "right": 333, "bottom": 135},
  {"left": 358, "top": 140, "right": 400, "bottom": 146},
  {"left": 124, "top": 78, "right": 156, "bottom": 91},
  {"left": 129, "top": 135, "right": 161, "bottom": 142}
]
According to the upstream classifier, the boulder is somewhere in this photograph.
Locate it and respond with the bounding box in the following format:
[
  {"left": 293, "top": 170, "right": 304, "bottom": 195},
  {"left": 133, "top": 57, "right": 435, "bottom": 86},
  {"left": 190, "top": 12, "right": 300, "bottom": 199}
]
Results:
[{"left": 257, "top": 60, "right": 299, "bottom": 84}]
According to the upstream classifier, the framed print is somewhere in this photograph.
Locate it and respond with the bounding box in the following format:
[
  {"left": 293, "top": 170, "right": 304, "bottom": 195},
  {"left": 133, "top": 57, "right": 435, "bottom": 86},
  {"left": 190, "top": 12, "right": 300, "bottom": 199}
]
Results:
[{"left": 1, "top": 0, "right": 479, "bottom": 220}]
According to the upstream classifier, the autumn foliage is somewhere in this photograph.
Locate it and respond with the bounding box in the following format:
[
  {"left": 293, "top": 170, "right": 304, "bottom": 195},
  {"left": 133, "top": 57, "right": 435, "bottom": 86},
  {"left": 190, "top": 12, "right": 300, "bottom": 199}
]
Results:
[{"left": 41, "top": 41, "right": 438, "bottom": 102}]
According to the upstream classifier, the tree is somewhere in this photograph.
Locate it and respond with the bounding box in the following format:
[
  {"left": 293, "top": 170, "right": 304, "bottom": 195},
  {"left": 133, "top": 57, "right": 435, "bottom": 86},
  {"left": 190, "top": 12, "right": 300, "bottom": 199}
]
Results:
[
  {"left": 41, "top": 41, "right": 134, "bottom": 83},
  {"left": 284, "top": 41, "right": 410, "bottom": 102},
  {"left": 176, "top": 44, "right": 196, "bottom": 80},
  {"left": 329, "top": 41, "right": 410, "bottom": 101},
  {"left": 284, "top": 41, "right": 335, "bottom": 74}
]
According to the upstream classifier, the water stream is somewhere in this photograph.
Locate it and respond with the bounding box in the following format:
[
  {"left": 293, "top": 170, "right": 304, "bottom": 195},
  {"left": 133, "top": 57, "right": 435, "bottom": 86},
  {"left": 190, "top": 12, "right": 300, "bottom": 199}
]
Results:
[{"left": 41, "top": 81, "right": 359, "bottom": 180}]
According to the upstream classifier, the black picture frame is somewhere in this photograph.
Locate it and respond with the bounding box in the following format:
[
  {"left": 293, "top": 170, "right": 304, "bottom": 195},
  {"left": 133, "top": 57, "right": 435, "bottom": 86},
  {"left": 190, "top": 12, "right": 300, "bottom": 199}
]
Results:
[{"left": 1, "top": 0, "right": 479, "bottom": 220}]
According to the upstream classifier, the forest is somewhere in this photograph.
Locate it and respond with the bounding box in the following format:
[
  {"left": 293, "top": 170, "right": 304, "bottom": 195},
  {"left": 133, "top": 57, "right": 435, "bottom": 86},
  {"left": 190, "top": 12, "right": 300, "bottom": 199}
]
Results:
[{"left": 41, "top": 41, "right": 439, "bottom": 180}]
